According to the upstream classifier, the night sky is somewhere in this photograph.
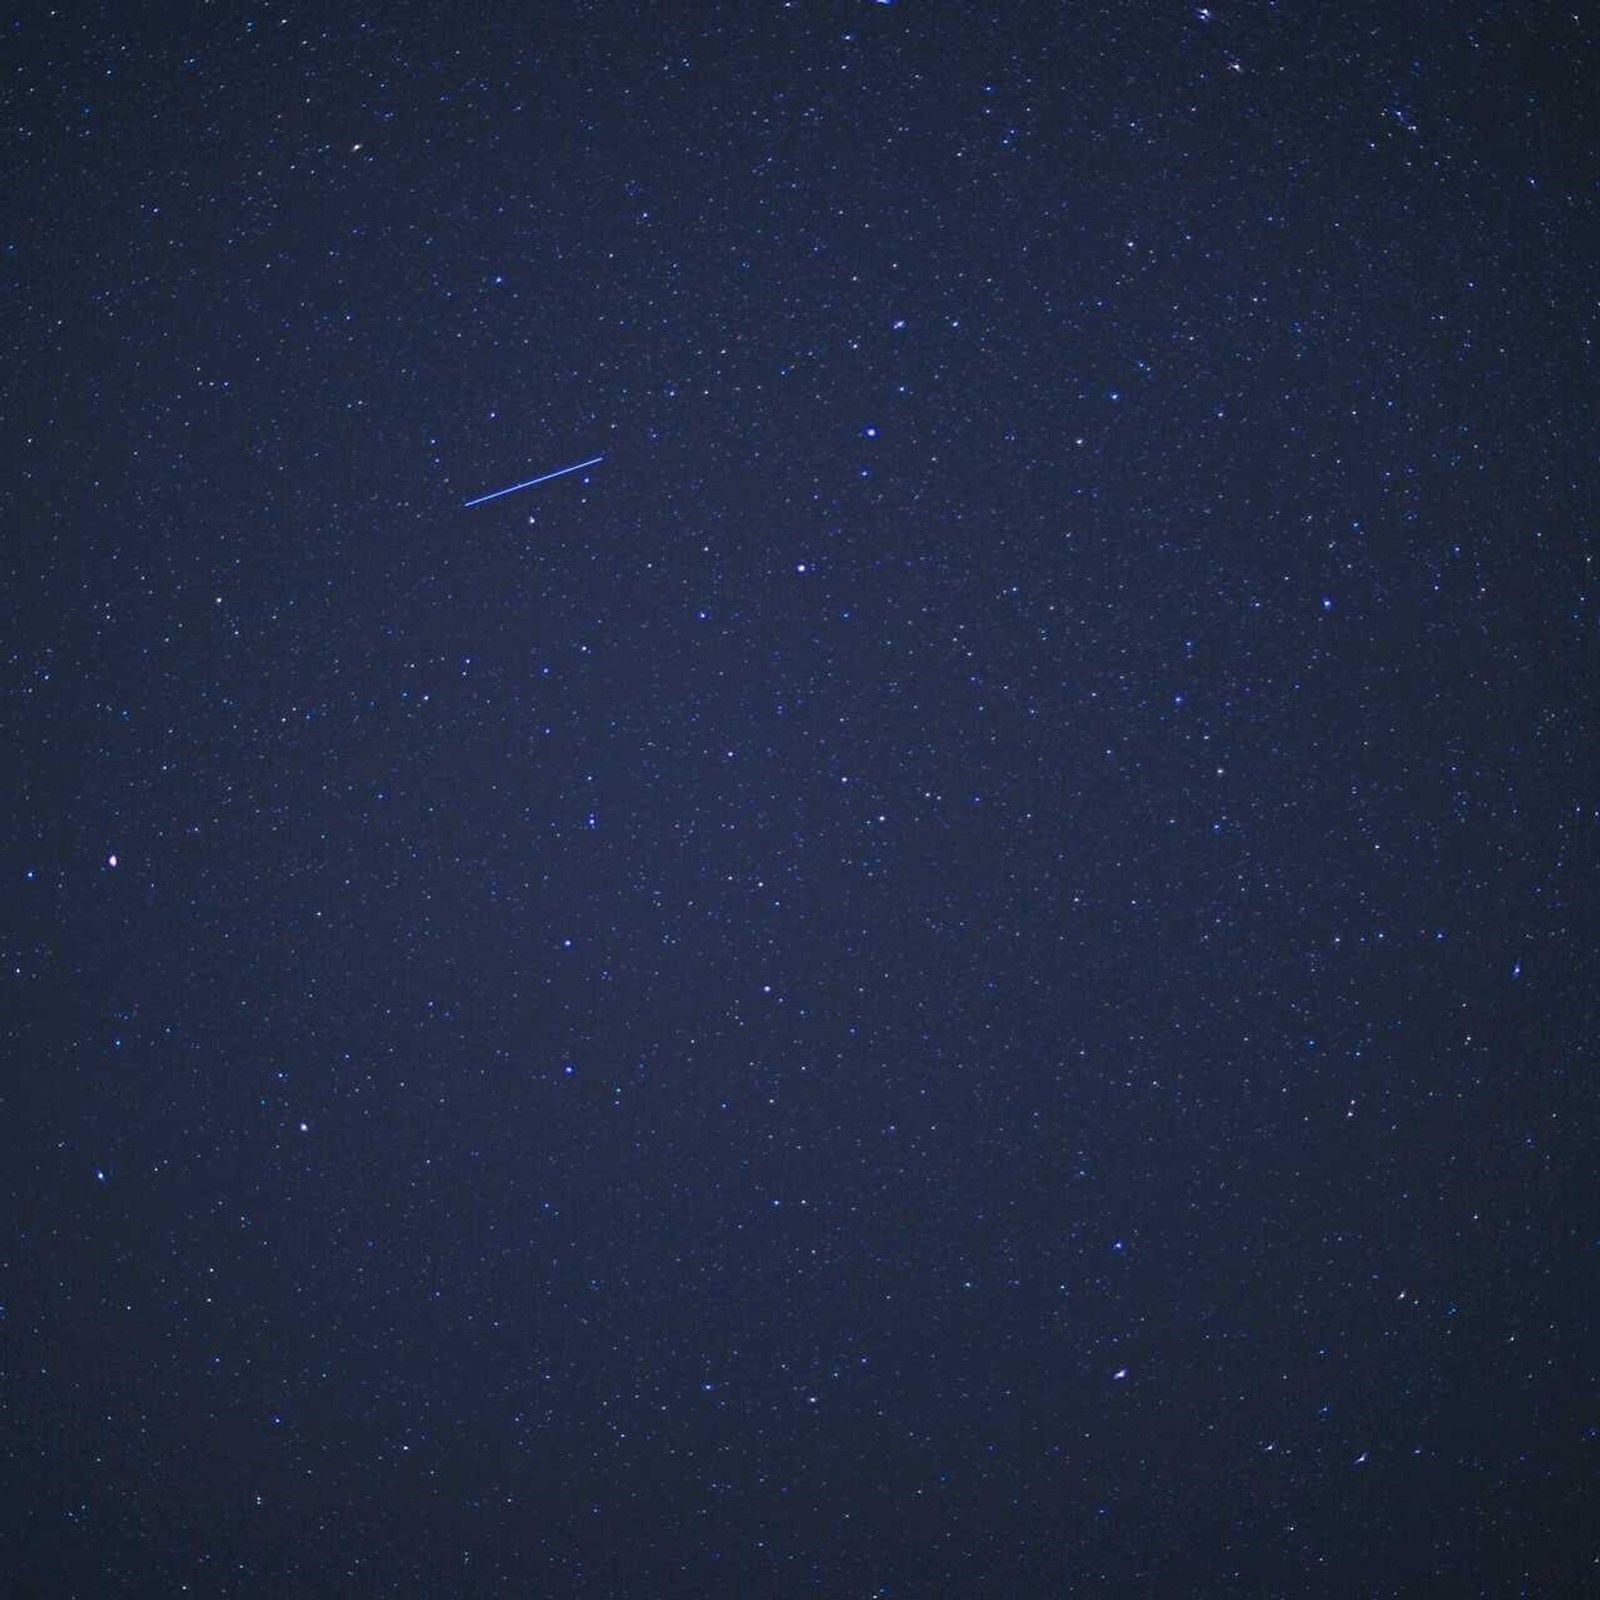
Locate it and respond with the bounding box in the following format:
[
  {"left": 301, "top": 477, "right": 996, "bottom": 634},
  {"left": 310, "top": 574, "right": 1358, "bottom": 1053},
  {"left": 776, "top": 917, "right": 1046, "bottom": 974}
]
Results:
[{"left": 4, "top": 3, "right": 1598, "bottom": 1595}]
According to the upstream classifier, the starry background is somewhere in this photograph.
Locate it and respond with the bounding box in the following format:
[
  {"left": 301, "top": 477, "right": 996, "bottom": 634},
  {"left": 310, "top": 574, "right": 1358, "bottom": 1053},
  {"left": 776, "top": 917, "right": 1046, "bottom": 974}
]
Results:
[{"left": 3, "top": 2, "right": 1597, "bottom": 1595}]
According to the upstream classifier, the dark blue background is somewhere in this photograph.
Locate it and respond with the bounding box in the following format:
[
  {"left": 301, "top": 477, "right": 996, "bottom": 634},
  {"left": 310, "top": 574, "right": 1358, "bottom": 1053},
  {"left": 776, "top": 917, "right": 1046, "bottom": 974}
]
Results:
[{"left": 4, "top": 2, "right": 1596, "bottom": 1593}]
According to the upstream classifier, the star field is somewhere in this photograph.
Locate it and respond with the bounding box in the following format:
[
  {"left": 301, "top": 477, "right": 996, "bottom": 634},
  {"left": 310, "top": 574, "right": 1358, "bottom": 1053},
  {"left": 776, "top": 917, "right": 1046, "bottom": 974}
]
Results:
[{"left": 3, "top": 3, "right": 1597, "bottom": 1595}]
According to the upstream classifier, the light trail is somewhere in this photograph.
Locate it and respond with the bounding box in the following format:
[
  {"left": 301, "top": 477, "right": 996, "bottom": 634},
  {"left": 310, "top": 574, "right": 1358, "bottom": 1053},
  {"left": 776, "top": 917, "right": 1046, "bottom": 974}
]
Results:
[{"left": 463, "top": 455, "right": 604, "bottom": 508}]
